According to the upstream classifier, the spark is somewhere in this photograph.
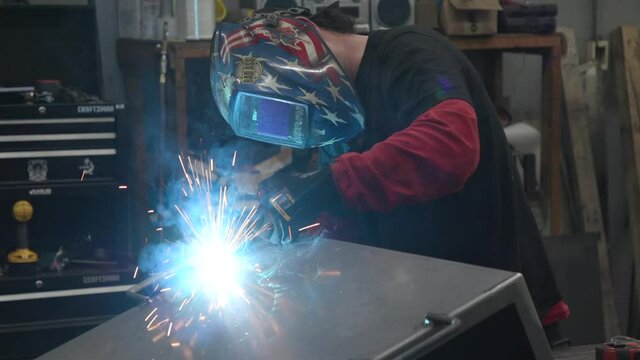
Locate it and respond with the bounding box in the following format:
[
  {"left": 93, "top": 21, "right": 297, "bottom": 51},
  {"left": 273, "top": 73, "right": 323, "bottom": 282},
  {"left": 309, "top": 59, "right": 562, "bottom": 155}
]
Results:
[
  {"left": 146, "top": 314, "right": 159, "bottom": 329},
  {"left": 315, "top": 269, "right": 342, "bottom": 279},
  {"left": 133, "top": 266, "right": 139, "bottom": 279},
  {"left": 150, "top": 318, "right": 169, "bottom": 331},
  {"left": 298, "top": 223, "right": 321, "bottom": 232},
  {"left": 171, "top": 342, "right": 181, "bottom": 348},
  {"left": 147, "top": 210, "right": 155, "bottom": 214},
  {"left": 80, "top": 170, "right": 86, "bottom": 181},
  {"left": 179, "top": 298, "right": 188, "bottom": 311},
  {"left": 145, "top": 307, "right": 158, "bottom": 321},
  {"left": 152, "top": 331, "right": 165, "bottom": 343},
  {"left": 136, "top": 149, "right": 281, "bottom": 343},
  {"left": 179, "top": 155, "right": 194, "bottom": 192},
  {"left": 118, "top": 185, "right": 128, "bottom": 190}
]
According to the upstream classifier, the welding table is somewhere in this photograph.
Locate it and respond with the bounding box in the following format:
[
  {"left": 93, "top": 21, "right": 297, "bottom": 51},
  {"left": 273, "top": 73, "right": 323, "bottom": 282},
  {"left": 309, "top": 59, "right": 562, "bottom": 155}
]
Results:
[{"left": 39, "top": 239, "right": 553, "bottom": 360}]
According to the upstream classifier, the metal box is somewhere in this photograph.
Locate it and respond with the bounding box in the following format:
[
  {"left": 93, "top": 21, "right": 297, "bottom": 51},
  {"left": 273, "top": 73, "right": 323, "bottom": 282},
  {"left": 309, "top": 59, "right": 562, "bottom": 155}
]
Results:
[{"left": 39, "top": 239, "right": 553, "bottom": 360}]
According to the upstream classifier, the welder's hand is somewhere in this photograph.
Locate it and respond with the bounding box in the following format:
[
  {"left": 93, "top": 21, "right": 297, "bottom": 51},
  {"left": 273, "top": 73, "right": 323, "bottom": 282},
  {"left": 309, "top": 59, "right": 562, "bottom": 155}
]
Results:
[
  {"left": 258, "top": 166, "right": 341, "bottom": 243},
  {"left": 261, "top": 210, "right": 290, "bottom": 245}
]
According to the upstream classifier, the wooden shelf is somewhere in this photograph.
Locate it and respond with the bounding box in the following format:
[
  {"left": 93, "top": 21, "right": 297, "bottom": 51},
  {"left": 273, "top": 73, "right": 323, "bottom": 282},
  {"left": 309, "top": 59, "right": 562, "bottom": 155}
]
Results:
[{"left": 451, "top": 33, "right": 565, "bottom": 53}]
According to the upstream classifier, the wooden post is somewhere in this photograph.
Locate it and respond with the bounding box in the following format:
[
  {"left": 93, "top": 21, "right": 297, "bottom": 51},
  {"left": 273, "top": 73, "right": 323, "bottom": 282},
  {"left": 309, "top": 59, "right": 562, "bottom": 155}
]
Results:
[
  {"left": 172, "top": 56, "right": 189, "bottom": 152},
  {"left": 560, "top": 28, "right": 621, "bottom": 338},
  {"left": 610, "top": 26, "right": 640, "bottom": 335}
]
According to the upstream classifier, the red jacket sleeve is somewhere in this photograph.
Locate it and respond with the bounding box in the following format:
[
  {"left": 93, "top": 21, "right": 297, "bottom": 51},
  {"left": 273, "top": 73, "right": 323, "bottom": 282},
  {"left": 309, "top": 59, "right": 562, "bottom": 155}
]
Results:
[
  {"left": 330, "top": 99, "right": 480, "bottom": 212},
  {"left": 542, "top": 300, "right": 570, "bottom": 326}
]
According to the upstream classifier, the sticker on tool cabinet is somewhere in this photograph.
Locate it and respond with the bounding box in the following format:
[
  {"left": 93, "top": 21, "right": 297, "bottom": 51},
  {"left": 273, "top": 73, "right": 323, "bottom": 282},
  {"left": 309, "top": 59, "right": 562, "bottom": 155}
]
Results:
[
  {"left": 27, "top": 159, "right": 48, "bottom": 182},
  {"left": 79, "top": 158, "right": 95, "bottom": 176},
  {"left": 77, "top": 105, "right": 115, "bottom": 114},
  {"left": 29, "top": 188, "right": 52, "bottom": 196},
  {"left": 83, "top": 274, "right": 121, "bottom": 284}
]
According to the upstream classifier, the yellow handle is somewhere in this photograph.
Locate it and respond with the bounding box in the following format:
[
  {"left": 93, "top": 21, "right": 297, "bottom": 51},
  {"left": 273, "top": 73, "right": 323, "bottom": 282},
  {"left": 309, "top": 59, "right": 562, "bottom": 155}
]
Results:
[
  {"left": 216, "top": 0, "right": 227, "bottom": 22},
  {"left": 13, "top": 200, "right": 33, "bottom": 223}
]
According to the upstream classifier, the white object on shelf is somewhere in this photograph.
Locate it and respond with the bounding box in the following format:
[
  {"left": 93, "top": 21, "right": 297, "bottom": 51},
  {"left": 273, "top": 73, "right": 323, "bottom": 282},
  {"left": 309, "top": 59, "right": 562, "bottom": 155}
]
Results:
[
  {"left": 176, "top": 0, "right": 216, "bottom": 40},
  {"left": 504, "top": 122, "right": 541, "bottom": 185}
]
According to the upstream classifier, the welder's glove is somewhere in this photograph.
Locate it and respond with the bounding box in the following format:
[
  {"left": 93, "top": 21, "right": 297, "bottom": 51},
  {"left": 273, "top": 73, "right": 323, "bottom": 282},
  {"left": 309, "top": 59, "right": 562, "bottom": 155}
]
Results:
[{"left": 258, "top": 166, "right": 342, "bottom": 244}]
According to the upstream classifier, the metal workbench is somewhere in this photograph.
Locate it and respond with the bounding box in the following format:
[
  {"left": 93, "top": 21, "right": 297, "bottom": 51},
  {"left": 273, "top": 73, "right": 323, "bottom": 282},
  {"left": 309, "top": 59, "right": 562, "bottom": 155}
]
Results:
[{"left": 39, "top": 239, "right": 553, "bottom": 360}]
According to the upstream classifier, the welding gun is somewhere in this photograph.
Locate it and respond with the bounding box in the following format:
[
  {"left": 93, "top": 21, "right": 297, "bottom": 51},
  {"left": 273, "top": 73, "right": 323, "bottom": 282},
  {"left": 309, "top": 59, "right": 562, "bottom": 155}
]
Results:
[{"left": 258, "top": 166, "right": 341, "bottom": 243}]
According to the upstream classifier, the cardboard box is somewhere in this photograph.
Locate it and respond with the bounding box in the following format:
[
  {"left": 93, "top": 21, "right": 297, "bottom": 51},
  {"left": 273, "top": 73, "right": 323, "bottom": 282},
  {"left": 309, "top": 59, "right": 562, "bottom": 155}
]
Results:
[
  {"left": 118, "top": 0, "right": 161, "bottom": 39},
  {"left": 415, "top": 0, "right": 440, "bottom": 29},
  {"left": 440, "top": 0, "right": 503, "bottom": 36},
  {"left": 118, "top": 0, "right": 141, "bottom": 38}
]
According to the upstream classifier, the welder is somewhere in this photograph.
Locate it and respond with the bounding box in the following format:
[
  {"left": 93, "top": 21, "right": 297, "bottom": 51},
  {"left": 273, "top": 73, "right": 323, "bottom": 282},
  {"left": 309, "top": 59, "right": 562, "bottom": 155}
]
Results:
[{"left": 209, "top": 3, "right": 569, "bottom": 342}]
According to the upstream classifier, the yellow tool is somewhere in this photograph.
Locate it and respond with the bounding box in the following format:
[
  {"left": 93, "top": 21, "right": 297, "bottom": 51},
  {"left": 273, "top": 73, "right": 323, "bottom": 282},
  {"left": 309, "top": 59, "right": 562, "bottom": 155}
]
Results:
[
  {"left": 216, "top": 0, "right": 228, "bottom": 22},
  {"left": 8, "top": 200, "right": 38, "bottom": 276}
]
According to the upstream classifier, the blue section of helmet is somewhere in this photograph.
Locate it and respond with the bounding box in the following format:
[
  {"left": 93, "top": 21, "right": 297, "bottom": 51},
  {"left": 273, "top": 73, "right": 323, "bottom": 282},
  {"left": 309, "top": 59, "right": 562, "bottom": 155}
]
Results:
[
  {"left": 210, "top": 18, "right": 366, "bottom": 150},
  {"left": 233, "top": 92, "right": 309, "bottom": 148}
]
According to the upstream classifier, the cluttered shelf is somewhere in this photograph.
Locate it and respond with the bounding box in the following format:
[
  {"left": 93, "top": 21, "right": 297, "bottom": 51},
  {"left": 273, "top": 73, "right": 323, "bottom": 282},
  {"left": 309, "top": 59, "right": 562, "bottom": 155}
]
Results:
[
  {"left": 450, "top": 32, "right": 565, "bottom": 51},
  {"left": 118, "top": 34, "right": 566, "bottom": 58},
  {"left": 117, "top": 32, "right": 565, "bottom": 235},
  {"left": 117, "top": 32, "right": 566, "bottom": 59}
]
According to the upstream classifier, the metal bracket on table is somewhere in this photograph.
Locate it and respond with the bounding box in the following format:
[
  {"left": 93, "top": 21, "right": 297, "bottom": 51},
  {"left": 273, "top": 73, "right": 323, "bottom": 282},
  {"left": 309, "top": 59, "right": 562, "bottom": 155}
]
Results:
[
  {"left": 126, "top": 271, "right": 171, "bottom": 303},
  {"left": 371, "top": 313, "right": 461, "bottom": 360}
]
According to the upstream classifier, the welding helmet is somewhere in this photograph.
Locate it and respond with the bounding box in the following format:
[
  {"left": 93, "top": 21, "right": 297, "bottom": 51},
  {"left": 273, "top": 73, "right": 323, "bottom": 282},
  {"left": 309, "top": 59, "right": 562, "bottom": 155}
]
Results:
[{"left": 210, "top": 7, "right": 365, "bottom": 150}]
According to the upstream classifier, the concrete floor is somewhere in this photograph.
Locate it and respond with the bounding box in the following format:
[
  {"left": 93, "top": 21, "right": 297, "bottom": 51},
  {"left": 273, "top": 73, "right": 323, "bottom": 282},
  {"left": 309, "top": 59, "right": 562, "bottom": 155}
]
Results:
[{"left": 554, "top": 346, "right": 595, "bottom": 360}]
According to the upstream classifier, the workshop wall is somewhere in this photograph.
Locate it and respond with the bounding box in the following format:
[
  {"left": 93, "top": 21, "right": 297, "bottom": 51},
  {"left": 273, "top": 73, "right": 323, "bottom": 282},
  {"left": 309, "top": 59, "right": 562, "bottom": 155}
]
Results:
[
  {"left": 95, "top": 0, "right": 640, "bottom": 123},
  {"left": 95, "top": 0, "right": 125, "bottom": 103},
  {"left": 94, "top": 0, "right": 640, "bottom": 240},
  {"left": 500, "top": 0, "right": 640, "bottom": 333},
  {"left": 504, "top": 0, "right": 640, "bottom": 121}
]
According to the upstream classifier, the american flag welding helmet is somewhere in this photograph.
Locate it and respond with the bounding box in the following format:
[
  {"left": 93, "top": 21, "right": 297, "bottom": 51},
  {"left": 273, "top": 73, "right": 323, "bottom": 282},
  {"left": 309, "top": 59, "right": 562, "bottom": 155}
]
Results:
[{"left": 210, "top": 7, "right": 365, "bottom": 149}]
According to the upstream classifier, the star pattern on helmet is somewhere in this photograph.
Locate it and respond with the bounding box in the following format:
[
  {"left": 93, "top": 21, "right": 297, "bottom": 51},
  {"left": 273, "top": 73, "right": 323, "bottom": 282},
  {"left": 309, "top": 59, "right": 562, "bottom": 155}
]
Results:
[
  {"left": 259, "top": 74, "right": 291, "bottom": 95},
  {"left": 321, "top": 108, "right": 347, "bottom": 126},
  {"left": 262, "top": 26, "right": 303, "bottom": 50},
  {"left": 319, "top": 137, "right": 345, "bottom": 147},
  {"left": 350, "top": 111, "right": 365, "bottom": 127},
  {"left": 233, "top": 52, "right": 269, "bottom": 63},
  {"left": 212, "top": 21, "right": 367, "bottom": 149},
  {"left": 342, "top": 80, "right": 355, "bottom": 94},
  {"left": 276, "top": 57, "right": 309, "bottom": 79},
  {"left": 218, "top": 72, "right": 235, "bottom": 88},
  {"left": 297, "top": 88, "right": 327, "bottom": 107},
  {"left": 325, "top": 81, "right": 345, "bottom": 103},
  {"left": 217, "top": 72, "right": 236, "bottom": 104}
]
